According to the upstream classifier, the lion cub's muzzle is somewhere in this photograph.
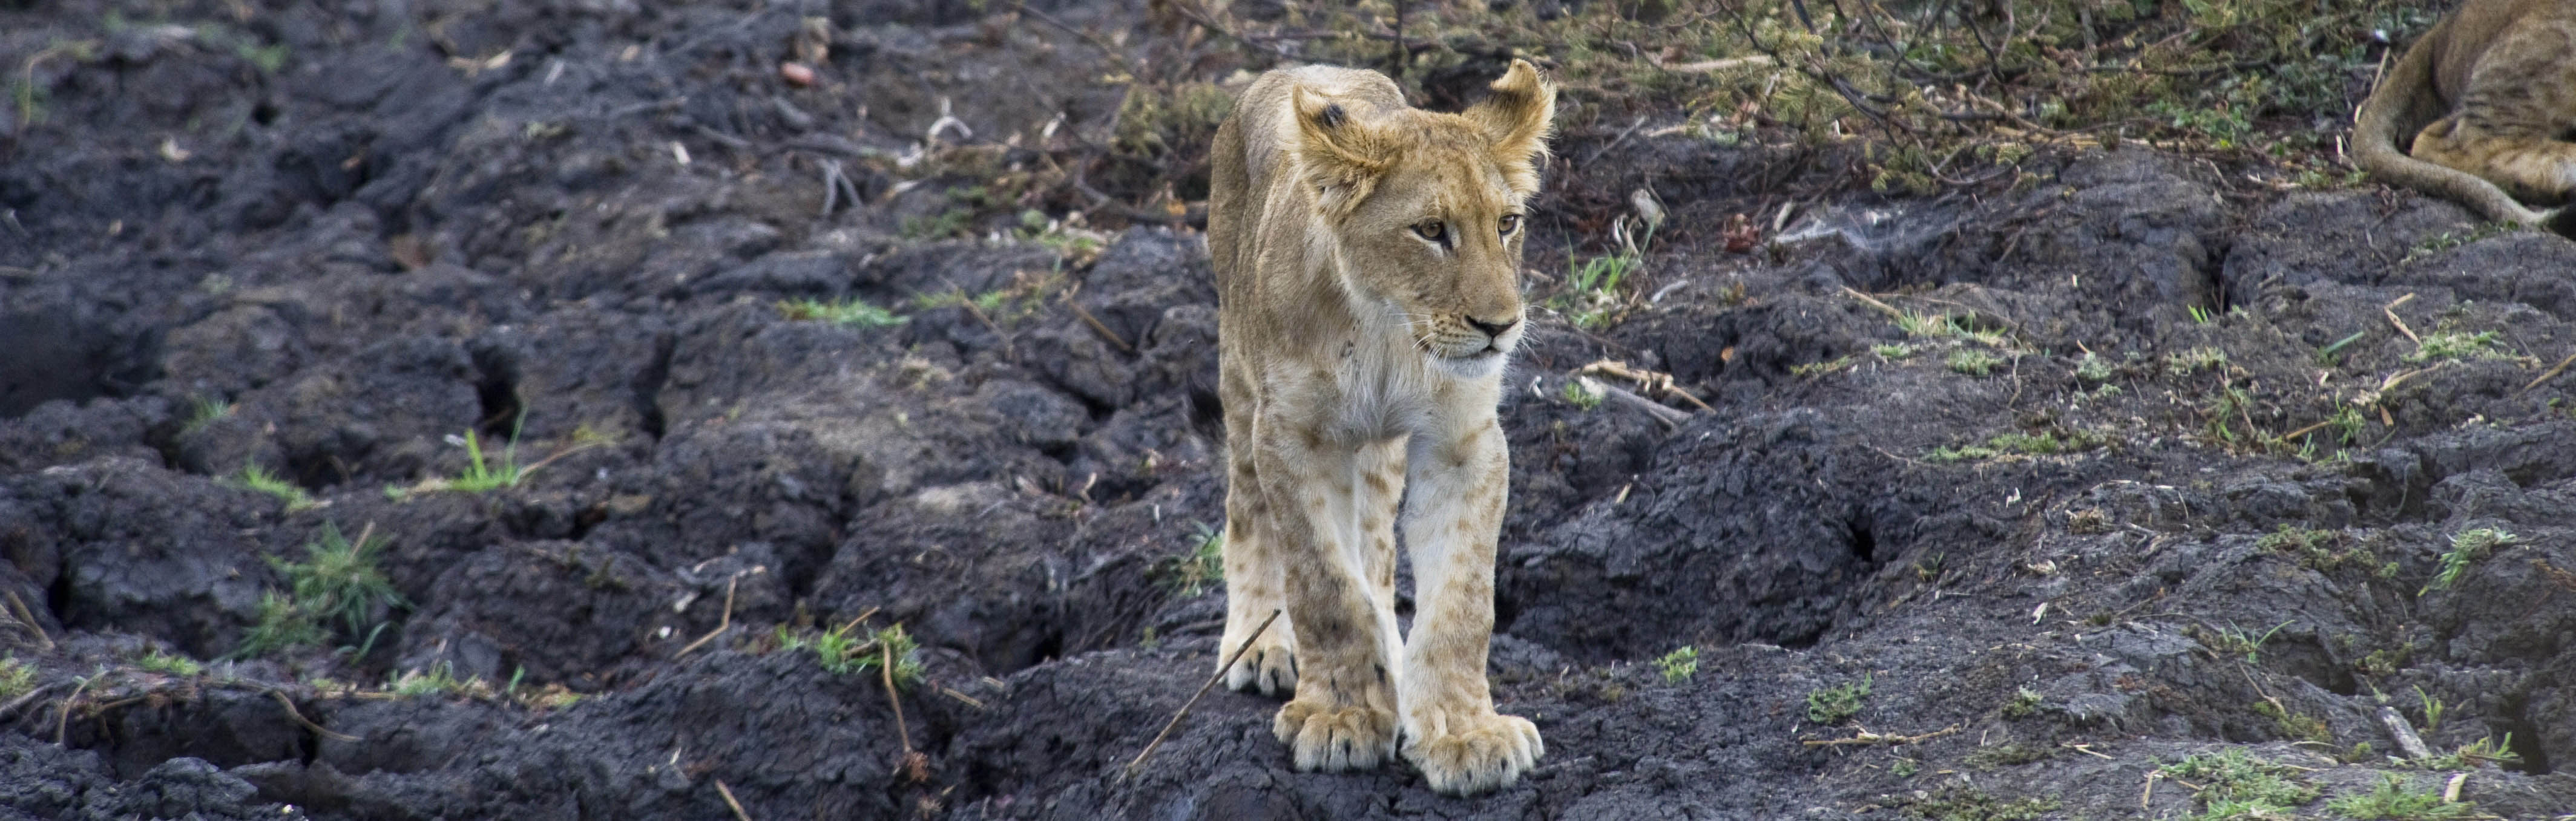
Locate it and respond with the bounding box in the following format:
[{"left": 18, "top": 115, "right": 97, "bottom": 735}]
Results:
[{"left": 1424, "top": 311, "right": 1525, "bottom": 371}]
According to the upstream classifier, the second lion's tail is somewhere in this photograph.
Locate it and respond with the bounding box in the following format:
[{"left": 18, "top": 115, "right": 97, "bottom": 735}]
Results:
[{"left": 2353, "top": 20, "right": 2554, "bottom": 232}]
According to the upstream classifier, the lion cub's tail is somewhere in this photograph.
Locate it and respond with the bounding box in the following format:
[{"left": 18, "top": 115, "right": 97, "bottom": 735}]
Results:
[{"left": 2353, "top": 19, "right": 2556, "bottom": 231}]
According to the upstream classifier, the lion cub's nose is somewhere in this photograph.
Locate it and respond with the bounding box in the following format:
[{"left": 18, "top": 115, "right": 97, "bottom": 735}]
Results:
[{"left": 1465, "top": 315, "right": 1519, "bottom": 340}]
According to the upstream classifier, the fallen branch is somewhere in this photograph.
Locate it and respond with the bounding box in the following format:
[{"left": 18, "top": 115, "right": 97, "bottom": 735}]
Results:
[
  {"left": 1126, "top": 608, "right": 1280, "bottom": 776},
  {"left": 1799, "top": 723, "right": 1960, "bottom": 747}
]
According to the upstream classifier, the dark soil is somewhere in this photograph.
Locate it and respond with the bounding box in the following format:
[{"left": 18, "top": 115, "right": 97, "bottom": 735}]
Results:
[{"left": 7, "top": 1, "right": 2576, "bottom": 819}]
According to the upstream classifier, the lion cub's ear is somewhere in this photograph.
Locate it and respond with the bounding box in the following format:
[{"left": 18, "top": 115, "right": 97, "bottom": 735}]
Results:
[
  {"left": 1292, "top": 85, "right": 1390, "bottom": 214},
  {"left": 1464, "top": 59, "right": 1557, "bottom": 195}
]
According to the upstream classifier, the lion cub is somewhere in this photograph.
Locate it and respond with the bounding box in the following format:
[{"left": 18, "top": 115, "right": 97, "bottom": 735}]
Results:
[
  {"left": 1203, "top": 59, "right": 1555, "bottom": 796},
  {"left": 2354, "top": 0, "right": 2576, "bottom": 235}
]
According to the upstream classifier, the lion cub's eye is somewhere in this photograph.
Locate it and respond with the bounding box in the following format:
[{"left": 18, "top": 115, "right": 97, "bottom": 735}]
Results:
[
  {"left": 1498, "top": 214, "right": 1520, "bottom": 236},
  {"left": 1413, "top": 221, "right": 1446, "bottom": 243}
]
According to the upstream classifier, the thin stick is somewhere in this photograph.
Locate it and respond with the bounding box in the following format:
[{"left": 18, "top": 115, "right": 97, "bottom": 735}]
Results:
[
  {"left": 675, "top": 572, "right": 741, "bottom": 658},
  {"left": 2141, "top": 771, "right": 2159, "bottom": 810},
  {"left": 715, "top": 779, "right": 754, "bottom": 821},
  {"left": 55, "top": 676, "right": 91, "bottom": 745},
  {"left": 270, "top": 690, "right": 361, "bottom": 742},
  {"left": 1840, "top": 286, "right": 1907, "bottom": 320},
  {"left": 2520, "top": 350, "right": 2576, "bottom": 394},
  {"left": 884, "top": 643, "right": 911, "bottom": 752},
  {"left": 1126, "top": 608, "right": 1280, "bottom": 776},
  {"left": 2279, "top": 419, "right": 2336, "bottom": 441},
  {"left": 4, "top": 590, "right": 51, "bottom": 650},
  {"left": 0, "top": 682, "right": 58, "bottom": 719},
  {"left": 2382, "top": 293, "right": 2420, "bottom": 345},
  {"left": 1066, "top": 301, "right": 1134, "bottom": 354},
  {"left": 1799, "top": 723, "right": 1960, "bottom": 747}
]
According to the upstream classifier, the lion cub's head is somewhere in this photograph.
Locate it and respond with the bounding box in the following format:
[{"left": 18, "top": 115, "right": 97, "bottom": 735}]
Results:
[{"left": 1292, "top": 60, "right": 1557, "bottom": 378}]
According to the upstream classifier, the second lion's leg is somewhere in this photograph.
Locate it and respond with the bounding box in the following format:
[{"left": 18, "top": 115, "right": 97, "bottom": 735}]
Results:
[
  {"left": 1396, "top": 413, "right": 1541, "bottom": 796},
  {"left": 1258, "top": 422, "right": 1398, "bottom": 772}
]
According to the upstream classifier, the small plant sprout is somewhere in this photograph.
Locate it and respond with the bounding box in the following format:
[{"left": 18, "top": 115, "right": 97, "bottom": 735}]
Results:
[
  {"left": 136, "top": 648, "right": 203, "bottom": 677},
  {"left": 2316, "top": 330, "right": 2367, "bottom": 366},
  {"left": 2164, "top": 346, "right": 2230, "bottom": 376},
  {"left": 390, "top": 414, "right": 601, "bottom": 497},
  {"left": 2002, "top": 686, "right": 2043, "bottom": 719},
  {"left": 2073, "top": 352, "right": 2112, "bottom": 383},
  {"left": 389, "top": 662, "right": 482, "bottom": 698},
  {"left": 1156, "top": 522, "right": 1226, "bottom": 597},
  {"left": 1873, "top": 342, "right": 1915, "bottom": 360},
  {"left": 1560, "top": 378, "right": 1605, "bottom": 410},
  {"left": 2421, "top": 734, "right": 2522, "bottom": 770},
  {"left": 182, "top": 396, "right": 234, "bottom": 435},
  {"left": 230, "top": 463, "right": 315, "bottom": 511},
  {"left": 0, "top": 657, "right": 31, "bottom": 701},
  {"left": 1656, "top": 646, "right": 1698, "bottom": 684},
  {"left": 2416, "top": 686, "right": 2446, "bottom": 734},
  {"left": 796, "top": 619, "right": 927, "bottom": 689},
  {"left": 2404, "top": 330, "right": 2506, "bottom": 364},
  {"left": 1947, "top": 348, "right": 2005, "bottom": 376},
  {"left": 777, "top": 297, "right": 908, "bottom": 328},
  {"left": 2422, "top": 528, "right": 2518, "bottom": 595},
  {"left": 232, "top": 590, "right": 327, "bottom": 659},
  {"left": 1790, "top": 355, "right": 1857, "bottom": 377},
  {"left": 1806, "top": 674, "right": 1871, "bottom": 725},
  {"left": 275, "top": 521, "right": 407, "bottom": 641},
  {"left": 2157, "top": 749, "right": 2319, "bottom": 817},
  {"left": 2324, "top": 773, "right": 2472, "bottom": 819},
  {"left": 2188, "top": 304, "right": 2215, "bottom": 324}
]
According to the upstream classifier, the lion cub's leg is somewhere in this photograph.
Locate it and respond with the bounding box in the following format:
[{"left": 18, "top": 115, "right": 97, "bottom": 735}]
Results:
[
  {"left": 1396, "top": 414, "right": 1541, "bottom": 796},
  {"left": 1218, "top": 375, "right": 1297, "bottom": 695},
  {"left": 1258, "top": 422, "right": 1399, "bottom": 773},
  {"left": 2416, "top": 30, "right": 2576, "bottom": 206},
  {"left": 1357, "top": 437, "right": 1407, "bottom": 672}
]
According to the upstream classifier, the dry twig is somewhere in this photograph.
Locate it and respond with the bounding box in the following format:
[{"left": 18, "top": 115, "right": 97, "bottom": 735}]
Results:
[
  {"left": 1799, "top": 723, "right": 1960, "bottom": 747},
  {"left": 2382, "top": 293, "right": 2420, "bottom": 346},
  {"left": 1126, "top": 608, "right": 1280, "bottom": 776},
  {"left": 715, "top": 779, "right": 754, "bottom": 821},
  {"left": 270, "top": 690, "right": 360, "bottom": 742},
  {"left": 675, "top": 572, "right": 744, "bottom": 658},
  {"left": 2520, "top": 350, "right": 2576, "bottom": 394}
]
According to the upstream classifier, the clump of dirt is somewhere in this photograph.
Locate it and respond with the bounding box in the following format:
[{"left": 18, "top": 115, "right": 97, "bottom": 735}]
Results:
[{"left": 6, "top": 1, "right": 2576, "bottom": 819}]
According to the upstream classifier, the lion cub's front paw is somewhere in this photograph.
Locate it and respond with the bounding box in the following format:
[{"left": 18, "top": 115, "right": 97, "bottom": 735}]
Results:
[
  {"left": 1220, "top": 621, "right": 1299, "bottom": 696},
  {"left": 1404, "top": 710, "right": 1543, "bottom": 796},
  {"left": 1273, "top": 693, "right": 1398, "bottom": 771}
]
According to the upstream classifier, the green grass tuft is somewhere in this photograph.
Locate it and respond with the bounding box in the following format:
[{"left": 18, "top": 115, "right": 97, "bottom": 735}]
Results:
[
  {"left": 2159, "top": 748, "right": 2320, "bottom": 817},
  {"left": 778, "top": 297, "right": 908, "bottom": 328},
  {"left": 2324, "top": 773, "right": 2472, "bottom": 819},
  {"left": 230, "top": 463, "right": 315, "bottom": 511},
  {"left": 2422, "top": 528, "right": 2517, "bottom": 596},
  {"left": 1656, "top": 646, "right": 1697, "bottom": 684},
  {"left": 1806, "top": 674, "right": 1871, "bottom": 725}
]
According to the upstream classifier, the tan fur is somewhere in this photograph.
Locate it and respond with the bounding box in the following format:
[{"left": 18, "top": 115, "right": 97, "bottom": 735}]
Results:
[
  {"left": 2354, "top": 0, "right": 2576, "bottom": 235},
  {"left": 1204, "top": 59, "right": 1554, "bottom": 796}
]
